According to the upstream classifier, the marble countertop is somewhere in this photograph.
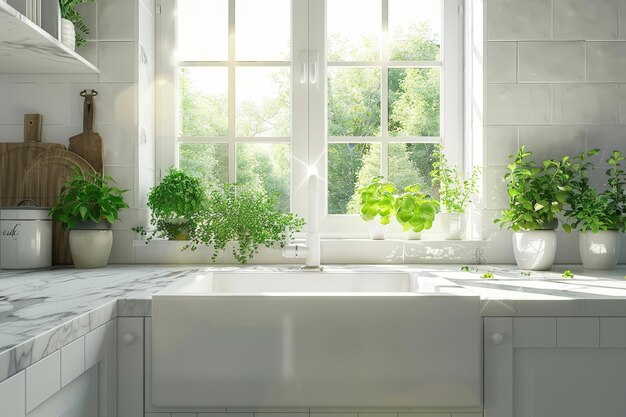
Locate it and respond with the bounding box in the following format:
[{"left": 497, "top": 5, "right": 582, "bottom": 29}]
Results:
[{"left": 1, "top": 263, "right": 626, "bottom": 383}]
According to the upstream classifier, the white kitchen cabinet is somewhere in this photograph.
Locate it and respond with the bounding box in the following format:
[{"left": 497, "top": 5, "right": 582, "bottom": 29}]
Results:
[
  {"left": 484, "top": 317, "right": 626, "bottom": 417},
  {"left": 118, "top": 317, "right": 145, "bottom": 417}
]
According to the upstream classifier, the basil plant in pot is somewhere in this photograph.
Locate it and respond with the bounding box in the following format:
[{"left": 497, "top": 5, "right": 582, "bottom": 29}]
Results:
[
  {"left": 356, "top": 176, "right": 397, "bottom": 240},
  {"left": 495, "top": 147, "right": 573, "bottom": 271},
  {"left": 395, "top": 184, "right": 440, "bottom": 240},
  {"left": 564, "top": 149, "right": 625, "bottom": 270},
  {"left": 50, "top": 172, "right": 128, "bottom": 268},
  {"left": 430, "top": 145, "right": 480, "bottom": 239},
  {"left": 147, "top": 168, "right": 207, "bottom": 241}
]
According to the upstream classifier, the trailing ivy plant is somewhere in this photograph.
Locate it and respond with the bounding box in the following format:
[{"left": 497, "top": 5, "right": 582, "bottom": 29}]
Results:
[
  {"left": 185, "top": 184, "right": 305, "bottom": 263},
  {"left": 494, "top": 146, "right": 573, "bottom": 231},
  {"left": 50, "top": 172, "right": 129, "bottom": 229},
  {"left": 356, "top": 176, "right": 397, "bottom": 225},
  {"left": 430, "top": 144, "right": 481, "bottom": 213},
  {"left": 563, "top": 149, "right": 626, "bottom": 233},
  {"left": 60, "top": 0, "right": 95, "bottom": 47},
  {"left": 395, "top": 184, "right": 440, "bottom": 233},
  {"left": 147, "top": 168, "right": 207, "bottom": 240}
]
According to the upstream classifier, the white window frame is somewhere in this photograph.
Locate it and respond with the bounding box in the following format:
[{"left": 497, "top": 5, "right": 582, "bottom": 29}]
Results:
[{"left": 156, "top": 0, "right": 464, "bottom": 238}]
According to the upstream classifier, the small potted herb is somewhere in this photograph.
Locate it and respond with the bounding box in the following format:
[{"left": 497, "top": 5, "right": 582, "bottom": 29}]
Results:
[
  {"left": 564, "top": 149, "right": 625, "bottom": 269},
  {"left": 495, "top": 146, "right": 573, "bottom": 270},
  {"left": 356, "top": 176, "right": 397, "bottom": 240},
  {"left": 395, "top": 184, "right": 439, "bottom": 240},
  {"left": 147, "top": 168, "right": 207, "bottom": 240},
  {"left": 430, "top": 144, "right": 480, "bottom": 239},
  {"left": 50, "top": 172, "right": 128, "bottom": 268},
  {"left": 60, "top": 0, "right": 95, "bottom": 49},
  {"left": 186, "top": 184, "right": 305, "bottom": 263}
]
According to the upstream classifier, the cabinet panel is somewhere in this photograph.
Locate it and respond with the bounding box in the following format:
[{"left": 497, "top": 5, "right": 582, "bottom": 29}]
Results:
[
  {"left": 556, "top": 318, "right": 599, "bottom": 347},
  {"left": 118, "top": 317, "right": 144, "bottom": 417},
  {"left": 0, "top": 370, "right": 25, "bottom": 417},
  {"left": 514, "top": 348, "right": 626, "bottom": 417},
  {"left": 484, "top": 317, "right": 512, "bottom": 417}
]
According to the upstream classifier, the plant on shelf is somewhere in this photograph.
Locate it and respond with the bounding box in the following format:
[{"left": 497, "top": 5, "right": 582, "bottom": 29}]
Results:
[
  {"left": 59, "top": 0, "right": 95, "bottom": 48},
  {"left": 563, "top": 149, "right": 626, "bottom": 269},
  {"left": 147, "top": 168, "right": 207, "bottom": 241},
  {"left": 395, "top": 183, "right": 439, "bottom": 240},
  {"left": 430, "top": 144, "right": 480, "bottom": 239},
  {"left": 185, "top": 184, "right": 305, "bottom": 264},
  {"left": 494, "top": 146, "right": 573, "bottom": 270},
  {"left": 356, "top": 176, "right": 397, "bottom": 239},
  {"left": 50, "top": 172, "right": 128, "bottom": 268}
]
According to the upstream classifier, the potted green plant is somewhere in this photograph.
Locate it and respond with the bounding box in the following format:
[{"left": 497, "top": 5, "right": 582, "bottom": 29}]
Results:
[
  {"left": 60, "top": 0, "right": 95, "bottom": 49},
  {"left": 147, "top": 168, "right": 207, "bottom": 241},
  {"left": 185, "top": 184, "right": 305, "bottom": 263},
  {"left": 50, "top": 172, "right": 128, "bottom": 268},
  {"left": 356, "top": 176, "right": 397, "bottom": 240},
  {"left": 564, "top": 149, "right": 625, "bottom": 269},
  {"left": 430, "top": 144, "right": 480, "bottom": 239},
  {"left": 395, "top": 184, "right": 440, "bottom": 240},
  {"left": 495, "top": 146, "right": 573, "bottom": 270}
]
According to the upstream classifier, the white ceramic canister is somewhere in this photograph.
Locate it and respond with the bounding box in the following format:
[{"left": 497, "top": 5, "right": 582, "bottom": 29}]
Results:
[{"left": 0, "top": 206, "right": 52, "bottom": 269}]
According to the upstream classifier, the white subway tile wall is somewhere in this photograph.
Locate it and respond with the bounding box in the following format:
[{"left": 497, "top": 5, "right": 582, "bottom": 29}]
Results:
[{"left": 484, "top": 0, "right": 626, "bottom": 263}]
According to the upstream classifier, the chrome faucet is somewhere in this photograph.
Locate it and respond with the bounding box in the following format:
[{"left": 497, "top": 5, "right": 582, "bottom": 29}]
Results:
[{"left": 282, "top": 168, "right": 322, "bottom": 270}]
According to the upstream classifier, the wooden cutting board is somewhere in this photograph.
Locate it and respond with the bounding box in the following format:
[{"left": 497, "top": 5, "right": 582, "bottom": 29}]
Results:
[
  {"left": 68, "top": 90, "right": 103, "bottom": 175},
  {"left": 0, "top": 143, "right": 96, "bottom": 265}
]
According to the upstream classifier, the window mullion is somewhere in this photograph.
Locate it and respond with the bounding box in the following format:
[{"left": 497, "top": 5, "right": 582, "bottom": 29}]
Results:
[
  {"left": 381, "top": 0, "right": 389, "bottom": 180},
  {"left": 228, "top": 0, "right": 236, "bottom": 183}
]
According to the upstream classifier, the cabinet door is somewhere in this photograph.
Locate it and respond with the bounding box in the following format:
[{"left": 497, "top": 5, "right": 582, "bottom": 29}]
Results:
[
  {"left": 485, "top": 317, "right": 626, "bottom": 417},
  {"left": 118, "top": 317, "right": 144, "bottom": 417}
]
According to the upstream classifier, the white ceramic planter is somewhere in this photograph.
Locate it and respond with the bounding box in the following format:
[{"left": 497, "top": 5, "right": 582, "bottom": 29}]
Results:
[
  {"left": 579, "top": 230, "right": 621, "bottom": 270},
  {"left": 512, "top": 230, "right": 557, "bottom": 271},
  {"left": 440, "top": 212, "right": 466, "bottom": 240},
  {"left": 367, "top": 216, "right": 389, "bottom": 240},
  {"left": 405, "top": 230, "right": 422, "bottom": 240},
  {"left": 69, "top": 229, "right": 113, "bottom": 268},
  {"left": 60, "top": 18, "right": 75, "bottom": 50}
]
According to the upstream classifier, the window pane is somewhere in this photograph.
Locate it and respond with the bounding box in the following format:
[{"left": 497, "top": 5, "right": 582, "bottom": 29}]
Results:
[
  {"left": 388, "top": 143, "right": 436, "bottom": 193},
  {"left": 236, "top": 0, "right": 291, "bottom": 60},
  {"left": 236, "top": 143, "right": 290, "bottom": 211},
  {"left": 179, "top": 143, "right": 229, "bottom": 186},
  {"left": 328, "top": 68, "right": 381, "bottom": 137},
  {"left": 179, "top": 68, "right": 229, "bottom": 137},
  {"left": 389, "top": 0, "right": 441, "bottom": 61},
  {"left": 236, "top": 67, "right": 290, "bottom": 137},
  {"left": 328, "top": 143, "right": 381, "bottom": 214},
  {"left": 389, "top": 68, "right": 440, "bottom": 137},
  {"left": 327, "top": 0, "right": 381, "bottom": 61},
  {"left": 178, "top": 0, "right": 228, "bottom": 61}
]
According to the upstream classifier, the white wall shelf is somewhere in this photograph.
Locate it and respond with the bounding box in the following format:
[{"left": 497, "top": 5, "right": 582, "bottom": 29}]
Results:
[{"left": 0, "top": 1, "right": 99, "bottom": 74}]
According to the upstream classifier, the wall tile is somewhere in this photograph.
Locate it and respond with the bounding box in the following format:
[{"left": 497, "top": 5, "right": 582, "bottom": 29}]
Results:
[
  {"left": 486, "top": 42, "right": 516, "bottom": 82},
  {"left": 620, "top": 84, "right": 626, "bottom": 124},
  {"left": 518, "top": 126, "right": 585, "bottom": 162},
  {"left": 61, "top": 337, "right": 85, "bottom": 387},
  {"left": 77, "top": 41, "right": 98, "bottom": 67},
  {"left": 99, "top": 0, "right": 137, "bottom": 41},
  {"left": 553, "top": 84, "right": 618, "bottom": 124},
  {"left": 486, "top": 84, "right": 552, "bottom": 125},
  {"left": 485, "top": 126, "right": 518, "bottom": 166},
  {"left": 486, "top": 0, "right": 552, "bottom": 40},
  {"left": 557, "top": 317, "right": 599, "bottom": 347},
  {"left": 70, "top": 83, "right": 136, "bottom": 127},
  {"left": 587, "top": 42, "right": 626, "bottom": 82},
  {"left": 98, "top": 42, "right": 137, "bottom": 83},
  {"left": 139, "top": 3, "right": 156, "bottom": 56},
  {"left": 109, "top": 231, "right": 135, "bottom": 263},
  {"left": 139, "top": 128, "right": 156, "bottom": 169},
  {"left": 75, "top": 2, "right": 98, "bottom": 41},
  {"left": 98, "top": 124, "right": 135, "bottom": 166},
  {"left": 554, "top": 0, "right": 618, "bottom": 40},
  {"left": 586, "top": 126, "right": 626, "bottom": 163},
  {"left": 483, "top": 167, "right": 508, "bottom": 209},
  {"left": 518, "top": 42, "right": 585, "bottom": 82},
  {"left": 0, "top": 371, "right": 25, "bottom": 417},
  {"left": 26, "top": 351, "right": 60, "bottom": 412},
  {"left": 0, "top": 83, "right": 70, "bottom": 125},
  {"left": 104, "top": 166, "right": 135, "bottom": 207}
]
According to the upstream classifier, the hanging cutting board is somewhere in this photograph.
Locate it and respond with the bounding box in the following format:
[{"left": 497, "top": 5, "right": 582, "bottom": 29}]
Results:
[
  {"left": 22, "top": 149, "right": 96, "bottom": 265},
  {"left": 68, "top": 89, "right": 104, "bottom": 175}
]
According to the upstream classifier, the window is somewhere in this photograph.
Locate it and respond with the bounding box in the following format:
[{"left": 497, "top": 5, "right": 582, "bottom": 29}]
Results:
[{"left": 157, "top": 0, "right": 463, "bottom": 236}]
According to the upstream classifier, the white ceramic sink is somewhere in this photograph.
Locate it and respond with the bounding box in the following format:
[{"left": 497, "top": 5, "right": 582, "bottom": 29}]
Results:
[{"left": 152, "top": 270, "right": 480, "bottom": 408}]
